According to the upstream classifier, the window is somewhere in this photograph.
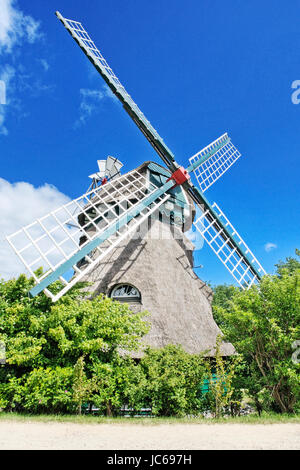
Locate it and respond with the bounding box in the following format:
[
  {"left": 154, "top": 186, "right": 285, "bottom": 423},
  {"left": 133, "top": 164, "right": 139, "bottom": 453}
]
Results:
[{"left": 110, "top": 284, "right": 141, "bottom": 303}]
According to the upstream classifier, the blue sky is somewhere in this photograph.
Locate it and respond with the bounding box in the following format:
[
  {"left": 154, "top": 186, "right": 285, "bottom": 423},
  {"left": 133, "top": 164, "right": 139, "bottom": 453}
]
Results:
[{"left": 0, "top": 0, "right": 299, "bottom": 286}]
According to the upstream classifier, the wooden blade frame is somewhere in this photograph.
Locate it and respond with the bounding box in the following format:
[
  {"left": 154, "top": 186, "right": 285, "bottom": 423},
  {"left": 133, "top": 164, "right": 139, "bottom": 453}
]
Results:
[
  {"left": 193, "top": 200, "right": 266, "bottom": 288},
  {"left": 55, "top": 11, "right": 177, "bottom": 173},
  {"left": 7, "top": 171, "right": 171, "bottom": 302},
  {"left": 188, "top": 133, "right": 241, "bottom": 193}
]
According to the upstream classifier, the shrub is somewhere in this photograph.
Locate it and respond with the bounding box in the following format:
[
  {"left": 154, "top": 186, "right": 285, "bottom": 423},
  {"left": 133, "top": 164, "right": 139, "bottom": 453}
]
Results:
[{"left": 139, "top": 345, "right": 206, "bottom": 417}]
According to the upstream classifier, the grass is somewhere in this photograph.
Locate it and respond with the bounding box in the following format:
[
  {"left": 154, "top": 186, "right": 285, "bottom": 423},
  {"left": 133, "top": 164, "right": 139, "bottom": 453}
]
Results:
[{"left": 0, "top": 412, "right": 299, "bottom": 425}]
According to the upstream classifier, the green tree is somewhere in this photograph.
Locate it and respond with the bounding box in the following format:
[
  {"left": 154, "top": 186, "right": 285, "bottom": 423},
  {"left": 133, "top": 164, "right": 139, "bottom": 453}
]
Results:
[
  {"left": 275, "top": 248, "right": 300, "bottom": 277},
  {"left": 0, "top": 273, "right": 149, "bottom": 414},
  {"left": 139, "top": 345, "right": 206, "bottom": 417},
  {"left": 91, "top": 355, "right": 147, "bottom": 416},
  {"left": 203, "top": 335, "right": 240, "bottom": 418},
  {"left": 72, "top": 356, "right": 93, "bottom": 415},
  {"left": 212, "top": 284, "right": 238, "bottom": 328},
  {"left": 214, "top": 270, "right": 300, "bottom": 413}
]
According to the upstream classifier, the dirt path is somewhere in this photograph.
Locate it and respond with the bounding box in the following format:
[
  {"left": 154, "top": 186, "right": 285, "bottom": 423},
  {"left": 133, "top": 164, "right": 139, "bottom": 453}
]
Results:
[{"left": 0, "top": 420, "right": 299, "bottom": 449}]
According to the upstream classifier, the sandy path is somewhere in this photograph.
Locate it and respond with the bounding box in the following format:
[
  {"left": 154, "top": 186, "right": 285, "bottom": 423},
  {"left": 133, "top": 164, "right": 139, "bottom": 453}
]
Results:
[{"left": 0, "top": 421, "right": 299, "bottom": 450}]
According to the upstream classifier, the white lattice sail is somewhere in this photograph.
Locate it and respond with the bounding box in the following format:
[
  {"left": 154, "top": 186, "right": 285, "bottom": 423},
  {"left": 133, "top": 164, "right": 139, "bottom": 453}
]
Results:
[
  {"left": 55, "top": 11, "right": 177, "bottom": 169},
  {"left": 7, "top": 170, "right": 170, "bottom": 302},
  {"left": 194, "top": 202, "right": 266, "bottom": 288},
  {"left": 56, "top": 12, "right": 162, "bottom": 144},
  {"left": 189, "top": 134, "right": 241, "bottom": 193}
]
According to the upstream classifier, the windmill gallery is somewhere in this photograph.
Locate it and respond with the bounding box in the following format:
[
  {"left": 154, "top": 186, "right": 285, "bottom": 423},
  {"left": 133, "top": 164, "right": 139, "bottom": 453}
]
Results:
[{"left": 6, "top": 11, "right": 266, "bottom": 356}]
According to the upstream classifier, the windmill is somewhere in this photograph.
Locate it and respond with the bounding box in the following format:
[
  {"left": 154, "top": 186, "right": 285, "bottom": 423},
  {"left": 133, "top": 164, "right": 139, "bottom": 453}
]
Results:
[{"left": 6, "top": 12, "right": 266, "bottom": 353}]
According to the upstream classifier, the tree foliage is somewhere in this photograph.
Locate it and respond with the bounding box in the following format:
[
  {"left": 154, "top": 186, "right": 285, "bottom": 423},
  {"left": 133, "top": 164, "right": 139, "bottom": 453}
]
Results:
[
  {"left": 139, "top": 345, "right": 206, "bottom": 417},
  {"left": 1, "top": 249, "right": 299, "bottom": 417},
  {"left": 0, "top": 274, "right": 149, "bottom": 414},
  {"left": 275, "top": 248, "right": 300, "bottom": 278},
  {"left": 204, "top": 335, "right": 240, "bottom": 418},
  {"left": 212, "top": 252, "right": 300, "bottom": 414}
]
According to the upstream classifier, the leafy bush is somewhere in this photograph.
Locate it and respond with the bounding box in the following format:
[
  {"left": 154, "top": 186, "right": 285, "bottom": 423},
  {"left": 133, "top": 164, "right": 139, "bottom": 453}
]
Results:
[
  {"left": 21, "top": 367, "right": 74, "bottom": 413},
  {"left": 212, "top": 252, "right": 300, "bottom": 414},
  {"left": 139, "top": 345, "right": 206, "bottom": 417},
  {"left": 1, "top": 249, "right": 299, "bottom": 417},
  {"left": 0, "top": 274, "right": 149, "bottom": 414},
  {"left": 203, "top": 335, "right": 241, "bottom": 418}
]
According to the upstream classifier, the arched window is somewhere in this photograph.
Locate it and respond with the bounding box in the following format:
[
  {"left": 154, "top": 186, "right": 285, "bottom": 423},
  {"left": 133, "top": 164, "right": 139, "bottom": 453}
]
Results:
[{"left": 110, "top": 284, "right": 141, "bottom": 303}]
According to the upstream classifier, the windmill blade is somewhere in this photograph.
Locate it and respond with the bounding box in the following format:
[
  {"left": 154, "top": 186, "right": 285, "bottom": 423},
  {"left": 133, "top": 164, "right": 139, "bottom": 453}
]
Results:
[
  {"left": 184, "top": 140, "right": 265, "bottom": 288},
  {"left": 89, "top": 157, "right": 124, "bottom": 182},
  {"left": 105, "top": 156, "right": 123, "bottom": 180},
  {"left": 193, "top": 199, "right": 266, "bottom": 288},
  {"left": 7, "top": 170, "right": 172, "bottom": 302},
  {"left": 97, "top": 160, "right": 107, "bottom": 177},
  {"left": 188, "top": 133, "right": 241, "bottom": 193},
  {"left": 56, "top": 11, "right": 177, "bottom": 173}
]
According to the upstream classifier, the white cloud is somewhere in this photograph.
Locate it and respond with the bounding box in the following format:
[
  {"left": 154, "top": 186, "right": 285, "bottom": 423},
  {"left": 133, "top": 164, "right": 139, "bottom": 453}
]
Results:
[
  {"left": 103, "top": 84, "right": 118, "bottom": 102},
  {"left": 0, "top": 1, "right": 43, "bottom": 135},
  {"left": 264, "top": 242, "right": 277, "bottom": 253},
  {"left": 0, "top": 0, "right": 41, "bottom": 53},
  {"left": 18, "top": 73, "right": 55, "bottom": 97},
  {"left": 39, "top": 59, "right": 49, "bottom": 72},
  {"left": 75, "top": 88, "right": 104, "bottom": 127},
  {"left": 75, "top": 85, "right": 118, "bottom": 127},
  {"left": 0, "top": 178, "right": 71, "bottom": 279}
]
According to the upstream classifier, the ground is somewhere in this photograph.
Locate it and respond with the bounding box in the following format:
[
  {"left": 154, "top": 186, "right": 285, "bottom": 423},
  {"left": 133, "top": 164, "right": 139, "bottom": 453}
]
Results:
[{"left": 0, "top": 418, "right": 299, "bottom": 449}]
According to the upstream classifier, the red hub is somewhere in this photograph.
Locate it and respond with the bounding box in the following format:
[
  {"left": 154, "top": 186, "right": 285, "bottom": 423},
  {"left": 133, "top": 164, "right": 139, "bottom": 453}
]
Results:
[{"left": 168, "top": 166, "right": 190, "bottom": 187}]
